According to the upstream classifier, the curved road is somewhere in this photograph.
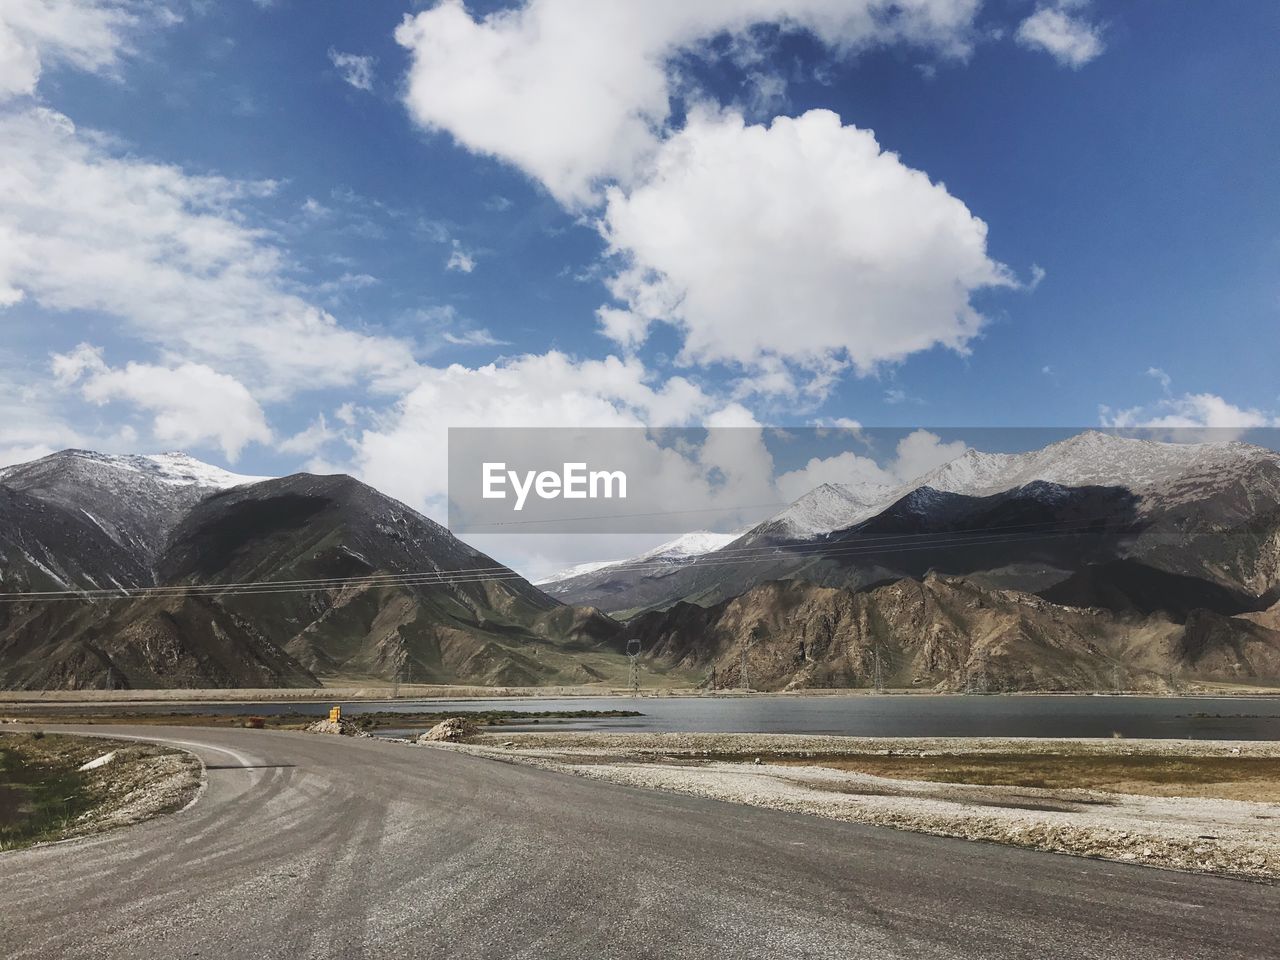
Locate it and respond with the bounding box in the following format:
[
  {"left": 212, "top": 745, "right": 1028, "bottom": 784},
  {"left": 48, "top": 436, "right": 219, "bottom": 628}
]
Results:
[{"left": 3, "top": 725, "right": 1277, "bottom": 959}]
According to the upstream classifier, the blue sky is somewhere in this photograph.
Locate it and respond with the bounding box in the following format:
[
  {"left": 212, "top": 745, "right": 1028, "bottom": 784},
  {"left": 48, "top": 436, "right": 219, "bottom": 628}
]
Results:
[{"left": 1, "top": 0, "right": 1278, "bottom": 572}]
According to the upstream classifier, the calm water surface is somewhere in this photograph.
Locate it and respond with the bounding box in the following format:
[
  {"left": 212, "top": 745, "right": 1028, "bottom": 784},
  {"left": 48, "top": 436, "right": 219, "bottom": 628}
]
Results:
[{"left": 53, "top": 694, "right": 1280, "bottom": 740}]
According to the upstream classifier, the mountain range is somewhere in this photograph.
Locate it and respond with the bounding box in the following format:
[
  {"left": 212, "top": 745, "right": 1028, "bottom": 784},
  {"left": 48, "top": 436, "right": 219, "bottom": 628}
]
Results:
[
  {"left": 548, "top": 432, "right": 1280, "bottom": 619},
  {"left": 0, "top": 450, "right": 629, "bottom": 690},
  {"left": 3, "top": 432, "right": 1280, "bottom": 692}
]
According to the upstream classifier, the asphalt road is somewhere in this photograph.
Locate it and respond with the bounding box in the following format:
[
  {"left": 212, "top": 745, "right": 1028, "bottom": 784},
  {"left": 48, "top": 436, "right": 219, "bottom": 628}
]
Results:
[{"left": 2, "top": 725, "right": 1277, "bottom": 960}]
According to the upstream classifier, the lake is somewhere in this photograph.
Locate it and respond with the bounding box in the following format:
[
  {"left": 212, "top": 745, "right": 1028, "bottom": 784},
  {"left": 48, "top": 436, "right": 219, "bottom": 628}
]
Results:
[{"left": 63, "top": 694, "right": 1280, "bottom": 740}]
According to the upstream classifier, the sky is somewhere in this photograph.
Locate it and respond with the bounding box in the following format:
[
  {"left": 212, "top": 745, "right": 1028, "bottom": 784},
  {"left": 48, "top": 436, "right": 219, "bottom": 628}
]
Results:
[{"left": 1, "top": 0, "right": 1279, "bottom": 576}]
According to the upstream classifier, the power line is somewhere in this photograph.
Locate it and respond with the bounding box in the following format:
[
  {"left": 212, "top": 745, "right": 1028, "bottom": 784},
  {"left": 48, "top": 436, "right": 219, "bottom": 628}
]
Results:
[
  {"left": 0, "top": 522, "right": 1138, "bottom": 603},
  {"left": 0, "top": 505, "right": 1163, "bottom": 601},
  {"left": 0, "top": 508, "right": 1236, "bottom": 604},
  {"left": 2, "top": 511, "right": 1139, "bottom": 597}
]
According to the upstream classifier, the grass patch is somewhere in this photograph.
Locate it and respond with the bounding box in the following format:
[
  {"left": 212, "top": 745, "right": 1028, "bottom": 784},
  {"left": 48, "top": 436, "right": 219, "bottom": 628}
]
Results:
[
  {"left": 0, "top": 733, "right": 201, "bottom": 851},
  {"left": 1, "top": 734, "right": 111, "bottom": 849},
  {"left": 774, "top": 753, "right": 1280, "bottom": 803}
]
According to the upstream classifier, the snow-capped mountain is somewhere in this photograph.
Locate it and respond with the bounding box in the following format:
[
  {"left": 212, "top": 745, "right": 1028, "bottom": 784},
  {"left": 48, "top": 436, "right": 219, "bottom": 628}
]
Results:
[
  {"left": 0, "top": 450, "right": 268, "bottom": 489},
  {"left": 914, "top": 431, "right": 1280, "bottom": 508},
  {"left": 751, "top": 481, "right": 897, "bottom": 541},
  {"left": 552, "top": 430, "right": 1280, "bottom": 615},
  {"left": 538, "top": 530, "right": 738, "bottom": 586},
  {"left": 539, "top": 530, "right": 740, "bottom": 610},
  {"left": 744, "top": 431, "right": 1280, "bottom": 547},
  {"left": 0, "top": 449, "right": 621, "bottom": 690},
  {"left": 0, "top": 449, "right": 272, "bottom": 561}
]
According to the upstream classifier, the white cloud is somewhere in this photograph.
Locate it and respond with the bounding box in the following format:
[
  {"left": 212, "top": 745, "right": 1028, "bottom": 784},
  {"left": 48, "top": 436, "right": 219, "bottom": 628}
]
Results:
[
  {"left": 1101, "top": 393, "right": 1280, "bottom": 439},
  {"left": 301, "top": 196, "right": 330, "bottom": 218},
  {"left": 442, "top": 329, "right": 510, "bottom": 348},
  {"left": 348, "top": 350, "right": 727, "bottom": 515},
  {"left": 314, "top": 272, "right": 379, "bottom": 299},
  {"left": 773, "top": 428, "right": 968, "bottom": 501},
  {"left": 445, "top": 242, "right": 476, "bottom": 273},
  {"left": 0, "top": 369, "right": 84, "bottom": 467},
  {"left": 598, "top": 108, "right": 1013, "bottom": 378},
  {"left": 53, "top": 344, "right": 272, "bottom": 460},
  {"left": 1146, "top": 366, "right": 1172, "bottom": 393},
  {"left": 775, "top": 450, "right": 892, "bottom": 502},
  {"left": 328, "top": 48, "right": 375, "bottom": 92},
  {"left": 279, "top": 414, "right": 338, "bottom": 457},
  {"left": 395, "top": 0, "right": 982, "bottom": 205},
  {"left": 1016, "top": 3, "right": 1104, "bottom": 68},
  {"left": 0, "top": 0, "right": 142, "bottom": 102},
  {"left": 890, "top": 428, "right": 967, "bottom": 481},
  {"left": 0, "top": 107, "right": 414, "bottom": 398}
]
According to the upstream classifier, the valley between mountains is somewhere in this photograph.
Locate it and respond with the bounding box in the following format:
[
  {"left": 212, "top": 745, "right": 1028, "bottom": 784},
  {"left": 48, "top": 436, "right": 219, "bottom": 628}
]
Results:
[{"left": 2, "top": 432, "right": 1280, "bottom": 693}]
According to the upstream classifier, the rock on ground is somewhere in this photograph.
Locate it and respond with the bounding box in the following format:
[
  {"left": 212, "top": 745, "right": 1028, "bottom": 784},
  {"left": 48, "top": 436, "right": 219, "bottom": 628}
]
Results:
[
  {"left": 304, "top": 717, "right": 370, "bottom": 737},
  {"left": 418, "top": 717, "right": 479, "bottom": 743}
]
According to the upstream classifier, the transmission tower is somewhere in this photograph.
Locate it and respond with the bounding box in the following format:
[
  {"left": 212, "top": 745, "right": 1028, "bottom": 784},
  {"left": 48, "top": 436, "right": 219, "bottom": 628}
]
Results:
[
  {"left": 872, "top": 645, "right": 884, "bottom": 693},
  {"left": 626, "top": 637, "right": 642, "bottom": 698}
]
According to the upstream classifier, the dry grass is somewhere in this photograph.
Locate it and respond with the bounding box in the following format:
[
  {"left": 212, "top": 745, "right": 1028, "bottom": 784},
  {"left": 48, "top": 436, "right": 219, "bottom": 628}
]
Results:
[{"left": 777, "top": 753, "right": 1280, "bottom": 802}]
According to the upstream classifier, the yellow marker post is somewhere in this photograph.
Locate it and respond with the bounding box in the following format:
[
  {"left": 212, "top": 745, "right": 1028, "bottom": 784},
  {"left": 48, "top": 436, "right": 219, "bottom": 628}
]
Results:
[{"left": 329, "top": 705, "right": 341, "bottom": 723}]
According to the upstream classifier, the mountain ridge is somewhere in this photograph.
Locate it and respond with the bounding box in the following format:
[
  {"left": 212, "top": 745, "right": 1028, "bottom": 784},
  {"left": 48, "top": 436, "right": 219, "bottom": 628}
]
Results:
[{"left": 0, "top": 450, "right": 631, "bottom": 690}]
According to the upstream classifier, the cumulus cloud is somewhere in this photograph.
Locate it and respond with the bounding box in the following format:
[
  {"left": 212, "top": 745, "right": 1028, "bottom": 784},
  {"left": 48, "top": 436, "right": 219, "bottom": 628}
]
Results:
[
  {"left": 328, "top": 48, "right": 375, "bottom": 92},
  {"left": 1101, "top": 393, "right": 1280, "bottom": 439},
  {"left": 348, "top": 350, "right": 727, "bottom": 514},
  {"left": 0, "top": 107, "right": 414, "bottom": 397},
  {"left": 0, "top": 0, "right": 143, "bottom": 102},
  {"left": 1016, "top": 2, "right": 1104, "bottom": 68},
  {"left": 598, "top": 108, "right": 1013, "bottom": 381},
  {"left": 395, "top": 0, "right": 982, "bottom": 205},
  {"left": 52, "top": 344, "right": 272, "bottom": 460},
  {"left": 774, "top": 428, "right": 968, "bottom": 500}
]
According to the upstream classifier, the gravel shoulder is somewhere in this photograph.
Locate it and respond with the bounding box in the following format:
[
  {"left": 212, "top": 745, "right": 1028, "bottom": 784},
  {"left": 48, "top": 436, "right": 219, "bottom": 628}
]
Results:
[
  {"left": 0, "top": 732, "right": 203, "bottom": 850},
  {"left": 435, "top": 731, "right": 1280, "bottom": 881}
]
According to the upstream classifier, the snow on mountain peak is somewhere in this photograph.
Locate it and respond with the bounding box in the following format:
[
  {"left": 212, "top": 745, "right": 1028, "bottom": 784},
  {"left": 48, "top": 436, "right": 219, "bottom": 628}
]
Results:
[
  {"left": 0, "top": 449, "right": 270, "bottom": 490},
  {"left": 536, "top": 530, "right": 738, "bottom": 585},
  {"left": 634, "top": 530, "right": 739, "bottom": 561},
  {"left": 770, "top": 480, "right": 897, "bottom": 538},
  {"left": 138, "top": 452, "right": 270, "bottom": 489},
  {"left": 744, "top": 430, "right": 1280, "bottom": 547},
  {"left": 916, "top": 431, "right": 1277, "bottom": 502}
]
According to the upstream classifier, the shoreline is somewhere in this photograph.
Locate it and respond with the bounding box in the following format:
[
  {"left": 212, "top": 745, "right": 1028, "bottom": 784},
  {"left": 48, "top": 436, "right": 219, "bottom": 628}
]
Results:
[{"left": 3, "top": 684, "right": 1280, "bottom": 709}]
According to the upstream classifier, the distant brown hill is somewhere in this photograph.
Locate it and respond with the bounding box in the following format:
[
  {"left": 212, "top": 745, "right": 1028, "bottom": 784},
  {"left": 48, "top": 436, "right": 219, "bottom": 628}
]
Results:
[{"left": 621, "top": 575, "right": 1280, "bottom": 692}]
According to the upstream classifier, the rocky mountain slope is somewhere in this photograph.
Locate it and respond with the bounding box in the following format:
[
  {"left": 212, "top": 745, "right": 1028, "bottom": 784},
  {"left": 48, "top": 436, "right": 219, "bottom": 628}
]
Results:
[
  {"left": 0, "top": 451, "right": 624, "bottom": 690},
  {"left": 621, "top": 574, "right": 1280, "bottom": 692},
  {"left": 554, "top": 432, "right": 1280, "bottom": 618}
]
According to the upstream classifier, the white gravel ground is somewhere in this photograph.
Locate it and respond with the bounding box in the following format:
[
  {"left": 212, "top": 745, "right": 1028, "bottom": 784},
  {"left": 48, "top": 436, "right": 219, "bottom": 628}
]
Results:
[{"left": 433, "top": 732, "right": 1280, "bottom": 880}]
